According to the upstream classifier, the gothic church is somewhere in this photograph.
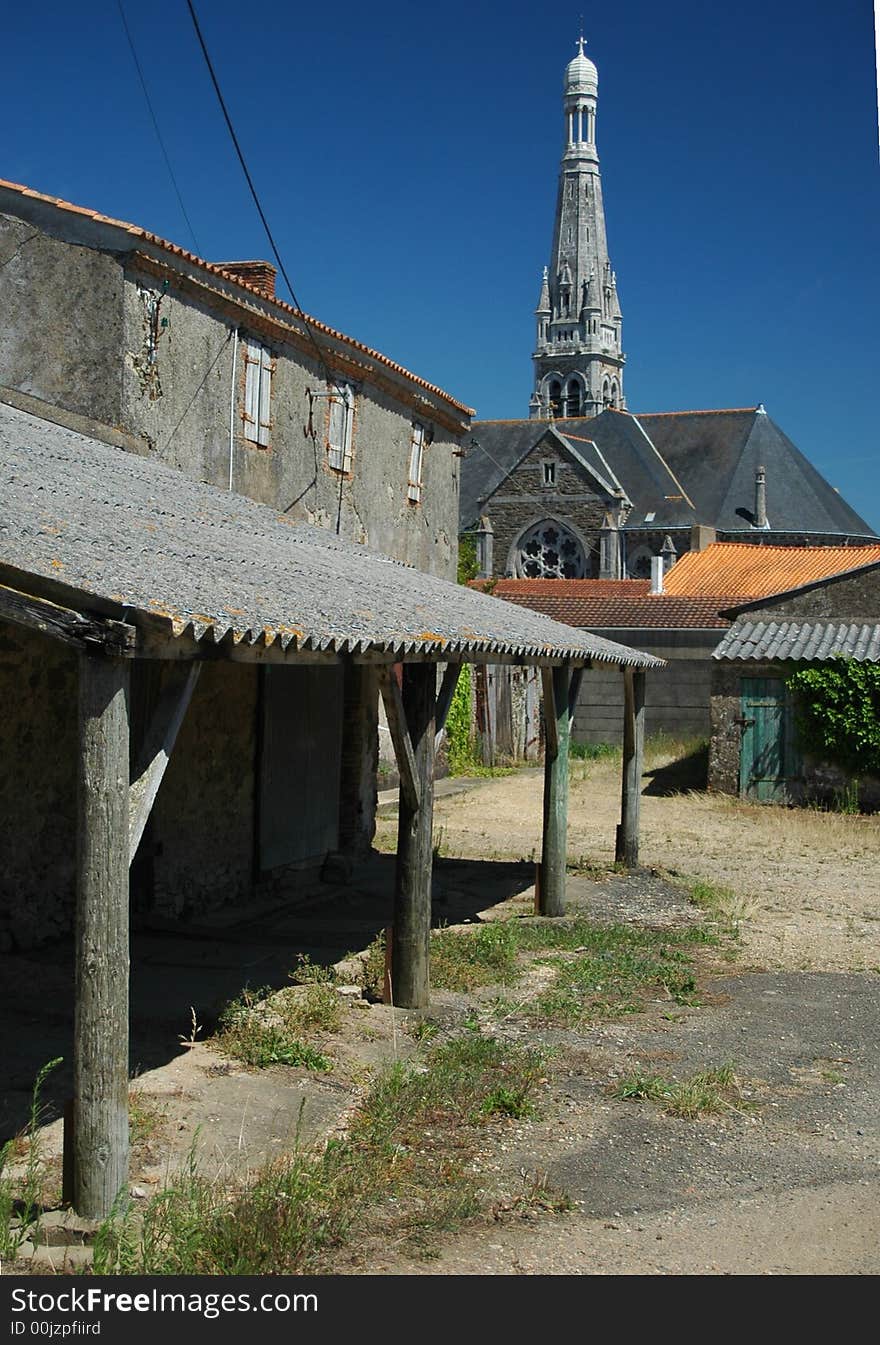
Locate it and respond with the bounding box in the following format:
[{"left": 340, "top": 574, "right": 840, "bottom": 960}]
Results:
[{"left": 461, "top": 39, "right": 876, "bottom": 580}]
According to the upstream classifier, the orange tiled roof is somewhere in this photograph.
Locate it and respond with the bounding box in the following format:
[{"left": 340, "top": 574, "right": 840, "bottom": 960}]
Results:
[
  {"left": 0, "top": 179, "right": 474, "bottom": 417},
  {"left": 471, "top": 579, "right": 651, "bottom": 598},
  {"left": 469, "top": 579, "right": 734, "bottom": 629},
  {"left": 663, "top": 543, "right": 880, "bottom": 597}
]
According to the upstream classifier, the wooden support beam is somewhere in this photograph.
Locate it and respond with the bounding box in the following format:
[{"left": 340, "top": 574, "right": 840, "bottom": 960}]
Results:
[
  {"left": 74, "top": 651, "right": 131, "bottom": 1218},
  {"left": 392, "top": 663, "right": 436, "bottom": 1009},
  {"left": 541, "top": 667, "right": 559, "bottom": 761},
  {"left": 616, "top": 668, "right": 646, "bottom": 868},
  {"left": 378, "top": 666, "right": 420, "bottom": 812},
  {"left": 129, "top": 663, "right": 201, "bottom": 863},
  {"left": 0, "top": 582, "right": 135, "bottom": 657},
  {"left": 434, "top": 662, "right": 462, "bottom": 753},
  {"left": 540, "top": 666, "right": 571, "bottom": 916},
  {"left": 568, "top": 667, "right": 584, "bottom": 725}
]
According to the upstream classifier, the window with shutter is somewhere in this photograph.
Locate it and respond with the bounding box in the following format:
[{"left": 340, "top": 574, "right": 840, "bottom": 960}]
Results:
[
  {"left": 243, "top": 339, "right": 273, "bottom": 446},
  {"left": 408, "top": 421, "right": 425, "bottom": 502},
  {"left": 327, "top": 381, "right": 354, "bottom": 472}
]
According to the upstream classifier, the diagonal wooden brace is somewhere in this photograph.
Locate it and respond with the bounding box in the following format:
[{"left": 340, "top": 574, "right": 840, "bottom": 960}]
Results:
[
  {"left": 129, "top": 662, "right": 201, "bottom": 863},
  {"left": 378, "top": 666, "right": 420, "bottom": 813}
]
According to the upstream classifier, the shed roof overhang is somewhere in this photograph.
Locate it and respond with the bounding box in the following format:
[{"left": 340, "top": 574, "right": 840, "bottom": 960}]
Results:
[{"left": 0, "top": 403, "right": 663, "bottom": 672}]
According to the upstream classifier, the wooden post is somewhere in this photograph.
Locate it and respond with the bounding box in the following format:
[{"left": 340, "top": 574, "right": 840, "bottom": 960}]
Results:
[
  {"left": 392, "top": 663, "right": 436, "bottom": 1009},
  {"left": 540, "top": 666, "right": 571, "bottom": 916},
  {"left": 73, "top": 651, "right": 131, "bottom": 1218},
  {"left": 616, "top": 667, "right": 646, "bottom": 868}
]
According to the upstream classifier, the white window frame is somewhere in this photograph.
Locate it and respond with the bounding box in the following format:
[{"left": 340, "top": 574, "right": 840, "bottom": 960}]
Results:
[
  {"left": 243, "top": 339, "right": 273, "bottom": 446},
  {"left": 408, "top": 420, "right": 426, "bottom": 502},
  {"left": 327, "top": 381, "right": 355, "bottom": 473}
]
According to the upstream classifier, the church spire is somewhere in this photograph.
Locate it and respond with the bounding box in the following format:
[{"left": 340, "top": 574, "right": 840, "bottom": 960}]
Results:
[{"left": 530, "top": 35, "right": 625, "bottom": 419}]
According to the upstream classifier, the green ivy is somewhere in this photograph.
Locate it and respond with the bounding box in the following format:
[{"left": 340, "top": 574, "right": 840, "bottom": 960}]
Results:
[
  {"left": 445, "top": 664, "right": 475, "bottom": 774},
  {"left": 786, "top": 657, "right": 880, "bottom": 777},
  {"left": 457, "top": 535, "right": 479, "bottom": 586}
]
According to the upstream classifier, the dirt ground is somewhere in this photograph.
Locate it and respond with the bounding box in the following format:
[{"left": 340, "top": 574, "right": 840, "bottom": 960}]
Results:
[{"left": 8, "top": 752, "right": 880, "bottom": 1276}]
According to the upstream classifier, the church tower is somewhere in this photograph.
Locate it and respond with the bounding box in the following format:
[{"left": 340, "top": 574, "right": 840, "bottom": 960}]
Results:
[{"left": 530, "top": 37, "right": 625, "bottom": 419}]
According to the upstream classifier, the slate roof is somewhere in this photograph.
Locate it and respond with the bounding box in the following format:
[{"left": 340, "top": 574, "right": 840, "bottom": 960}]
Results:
[
  {"left": 0, "top": 178, "right": 473, "bottom": 419},
  {"left": 636, "top": 409, "right": 875, "bottom": 536},
  {"left": 664, "top": 543, "right": 880, "bottom": 598},
  {"left": 461, "top": 407, "right": 876, "bottom": 539},
  {"left": 713, "top": 620, "right": 880, "bottom": 663},
  {"left": 0, "top": 402, "right": 661, "bottom": 668}
]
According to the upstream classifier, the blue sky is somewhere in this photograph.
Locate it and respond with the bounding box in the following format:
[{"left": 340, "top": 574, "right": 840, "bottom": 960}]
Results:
[{"left": 4, "top": 1, "right": 879, "bottom": 529}]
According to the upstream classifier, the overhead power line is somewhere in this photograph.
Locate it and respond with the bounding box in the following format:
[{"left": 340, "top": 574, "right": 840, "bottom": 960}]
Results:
[
  {"left": 117, "top": 0, "right": 202, "bottom": 255},
  {"left": 184, "top": 0, "right": 331, "bottom": 381}
]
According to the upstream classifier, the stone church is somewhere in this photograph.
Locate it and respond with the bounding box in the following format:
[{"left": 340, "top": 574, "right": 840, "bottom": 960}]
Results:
[{"left": 461, "top": 38, "right": 876, "bottom": 580}]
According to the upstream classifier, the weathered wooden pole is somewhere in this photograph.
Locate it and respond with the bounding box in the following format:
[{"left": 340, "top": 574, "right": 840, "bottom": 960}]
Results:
[
  {"left": 615, "top": 667, "right": 646, "bottom": 868},
  {"left": 540, "top": 665, "right": 572, "bottom": 916},
  {"left": 392, "top": 663, "right": 436, "bottom": 1008},
  {"left": 74, "top": 651, "right": 131, "bottom": 1218}
]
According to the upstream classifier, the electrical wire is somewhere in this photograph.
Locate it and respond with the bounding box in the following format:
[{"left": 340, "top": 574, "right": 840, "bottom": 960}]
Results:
[
  {"left": 117, "top": 1, "right": 202, "bottom": 255},
  {"left": 184, "top": 0, "right": 331, "bottom": 382}
]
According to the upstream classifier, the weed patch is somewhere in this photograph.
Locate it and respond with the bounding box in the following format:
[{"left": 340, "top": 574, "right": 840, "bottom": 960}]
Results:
[
  {"left": 93, "top": 1035, "right": 551, "bottom": 1274},
  {"left": 613, "top": 1063, "right": 747, "bottom": 1118},
  {"left": 513, "top": 919, "right": 711, "bottom": 1025},
  {"left": 215, "top": 987, "right": 333, "bottom": 1071},
  {"left": 0, "top": 1058, "right": 62, "bottom": 1257}
]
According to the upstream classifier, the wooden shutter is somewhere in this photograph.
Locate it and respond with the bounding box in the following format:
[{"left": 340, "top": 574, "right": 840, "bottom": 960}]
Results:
[
  {"left": 257, "top": 345, "right": 273, "bottom": 446},
  {"left": 327, "top": 383, "right": 353, "bottom": 472},
  {"left": 408, "top": 422, "right": 424, "bottom": 501},
  {"left": 243, "top": 341, "right": 261, "bottom": 439}
]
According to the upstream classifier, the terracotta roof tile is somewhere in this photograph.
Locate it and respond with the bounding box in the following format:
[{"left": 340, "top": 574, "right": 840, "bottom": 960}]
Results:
[
  {"left": 0, "top": 178, "right": 473, "bottom": 417},
  {"left": 663, "top": 543, "right": 880, "bottom": 597},
  {"left": 469, "top": 579, "right": 734, "bottom": 629}
]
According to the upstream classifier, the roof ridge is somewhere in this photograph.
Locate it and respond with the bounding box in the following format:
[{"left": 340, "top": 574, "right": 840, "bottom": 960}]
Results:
[
  {"left": 634, "top": 407, "right": 760, "bottom": 417},
  {"left": 0, "top": 178, "right": 473, "bottom": 417}
]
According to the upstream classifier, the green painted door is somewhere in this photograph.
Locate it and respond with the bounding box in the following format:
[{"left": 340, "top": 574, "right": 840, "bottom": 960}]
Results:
[{"left": 739, "top": 677, "right": 795, "bottom": 802}]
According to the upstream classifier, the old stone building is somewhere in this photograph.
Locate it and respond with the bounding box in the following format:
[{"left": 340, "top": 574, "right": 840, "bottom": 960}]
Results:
[
  {"left": 0, "top": 178, "right": 472, "bottom": 947},
  {"left": 709, "top": 560, "right": 880, "bottom": 806},
  {"left": 461, "top": 39, "right": 876, "bottom": 582}
]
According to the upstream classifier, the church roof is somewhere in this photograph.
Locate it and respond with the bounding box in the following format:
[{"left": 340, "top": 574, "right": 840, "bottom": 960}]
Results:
[
  {"left": 663, "top": 542, "right": 880, "bottom": 597},
  {"left": 461, "top": 408, "right": 876, "bottom": 540},
  {"left": 636, "top": 409, "right": 875, "bottom": 536}
]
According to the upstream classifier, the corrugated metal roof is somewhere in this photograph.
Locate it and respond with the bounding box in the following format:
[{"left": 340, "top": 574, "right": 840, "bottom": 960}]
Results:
[
  {"left": 664, "top": 542, "right": 880, "bottom": 597},
  {"left": 713, "top": 620, "right": 880, "bottom": 662},
  {"left": 0, "top": 402, "right": 663, "bottom": 668}
]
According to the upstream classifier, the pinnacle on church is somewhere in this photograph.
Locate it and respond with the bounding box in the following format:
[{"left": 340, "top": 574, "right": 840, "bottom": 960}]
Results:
[{"left": 530, "top": 36, "right": 625, "bottom": 420}]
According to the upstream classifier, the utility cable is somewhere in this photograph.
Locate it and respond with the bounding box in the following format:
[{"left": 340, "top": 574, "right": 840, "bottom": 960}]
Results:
[
  {"left": 117, "top": 0, "right": 202, "bottom": 255},
  {"left": 184, "top": 0, "right": 331, "bottom": 382}
]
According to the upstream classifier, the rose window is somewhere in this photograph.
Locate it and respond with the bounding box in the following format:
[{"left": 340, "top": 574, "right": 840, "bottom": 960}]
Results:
[{"left": 515, "top": 521, "right": 587, "bottom": 578}]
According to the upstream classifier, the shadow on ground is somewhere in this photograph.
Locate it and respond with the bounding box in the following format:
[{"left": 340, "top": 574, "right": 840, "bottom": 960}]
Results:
[
  {"left": 0, "top": 849, "right": 535, "bottom": 1140},
  {"left": 642, "top": 743, "right": 708, "bottom": 796}
]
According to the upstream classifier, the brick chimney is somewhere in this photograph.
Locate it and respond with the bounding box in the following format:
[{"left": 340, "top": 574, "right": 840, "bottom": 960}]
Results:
[{"left": 216, "top": 260, "right": 277, "bottom": 300}]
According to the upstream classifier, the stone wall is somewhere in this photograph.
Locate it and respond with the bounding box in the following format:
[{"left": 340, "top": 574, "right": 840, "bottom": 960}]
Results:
[
  {"left": 735, "top": 565, "right": 880, "bottom": 620},
  {"left": 573, "top": 630, "right": 719, "bottom": 745},
  {"left": 483, "top": 439, "right": 610, "bottom": 576},
  {"left": 0, "top": 623, "right": 77, "bottom": 949},
  {"left": 0, "top": 214, "right": 123, "bottom": 427}
]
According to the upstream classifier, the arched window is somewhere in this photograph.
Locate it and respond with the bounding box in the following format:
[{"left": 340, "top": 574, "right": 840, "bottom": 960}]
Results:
[
  {"left": 602, "top": 379, "right": 611, "bottom": 408},
  {"left": 610, "top": 381, "right": 619, "bottom": 409},
  {"left": 566, "top": 380, "right": 583, "bottom": 417},
  {"left": 547, "top": 380, "right": 563, "bottom": 417},
  {"left": 626, "top": 545, "right": 654, "bottom": 579},
  {"left": 515, "top": 520, "right": 588, "bottom": 579}
]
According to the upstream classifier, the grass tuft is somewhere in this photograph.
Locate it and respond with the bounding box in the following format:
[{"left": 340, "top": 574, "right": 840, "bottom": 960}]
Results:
[{"left": 613, "top": 1063, "right": 746, "bottom": 1118}]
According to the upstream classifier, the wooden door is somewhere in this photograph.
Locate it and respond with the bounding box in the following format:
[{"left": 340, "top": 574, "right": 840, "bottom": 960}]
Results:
[
  {"left": 258, "top": 665, "right": 343, "bottom": 869},
  {"left": 739, "top": 677, "right": 795, "bottom": 802}
]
